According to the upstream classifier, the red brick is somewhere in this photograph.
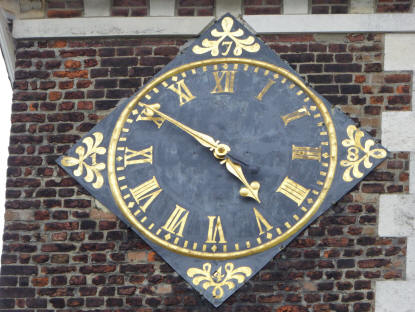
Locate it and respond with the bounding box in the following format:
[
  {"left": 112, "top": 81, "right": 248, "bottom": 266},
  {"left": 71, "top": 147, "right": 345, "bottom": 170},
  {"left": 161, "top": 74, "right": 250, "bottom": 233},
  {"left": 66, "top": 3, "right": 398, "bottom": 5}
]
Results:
[
  {"left": 48, "top": 91, "right": 62, "bottom": 101},
  {"left": 47, "top": 9, "right": 82, "bottom": 18},
  {"left": 64, "top": 60, "right": 81, "bottom": 69},
  {"left": 53, "top": 70, "right": 88, "bottom": 78}
]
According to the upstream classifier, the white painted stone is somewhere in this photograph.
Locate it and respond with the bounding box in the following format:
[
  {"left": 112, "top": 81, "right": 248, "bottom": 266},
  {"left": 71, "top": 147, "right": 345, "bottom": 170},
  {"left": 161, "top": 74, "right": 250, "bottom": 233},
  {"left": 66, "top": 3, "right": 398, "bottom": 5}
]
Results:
[
  {"left": 215, "top": 0, "right": 242, "bottom": 17},
  {"left": 379, "top": 194, "right": 415, "bottom": 237},
  {"left": 378, "top": 30, "right": 415, "bottom": 312},
  {"left": 1, "top": 0, "right": 20, "bottom": 16},
  {"left": 385, "top": 34, "right": 415, "bottom": 71},
  {"left": 376, "top": 281, "right": 415, "bottom": 312},
  {"left": 84, "top": 0, "right": 111, "bottom": 17},
  {"left": 383, "top": 32, "right": 415, "bottom": 195},
  {"left": 411, "top": 153, "right": 415, "bottom": 195},
  {"left": 19, "top": 0, "right": 42, "bottom": 12},
  {"left": 11, "top": 13, "right": 415, "bottom": 38},
  {"left": 13, "top": 16, "right": 214, "bottom": 38},
  {"left": 382, "top": 112, "right": 415, "bottom": 152},
  {"left": 243, "top": 13, "right": 415, "bottom": 33},
  {"left": 0, "top": 9, "right": 14, "bottom": 82},
  {"left": 407, "top": 237, "right": 415, "bottom": 280},
  {"left": 149, "top": 0, "right": 175, "bottom": 16},
  {"left": 350, "top": 0, "right": 374, "bottom": 14},
  {"left": 283, "top": 0, "right": 308, "bottom": 14}
]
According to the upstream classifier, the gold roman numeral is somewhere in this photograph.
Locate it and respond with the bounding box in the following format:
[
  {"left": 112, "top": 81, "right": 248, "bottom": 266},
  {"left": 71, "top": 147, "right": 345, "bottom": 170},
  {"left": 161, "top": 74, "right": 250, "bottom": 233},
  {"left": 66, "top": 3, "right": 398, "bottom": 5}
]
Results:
[
  {"left": 276, "top": 177, "right": 310, "bottom": 206},
  {"left": 205, "top": 216, "right": 227, "bottom": 243},
  {"left": 292, "top": 145, "right": 321, "bottom": 162},
  {"left": 136, "top": 103, "right": 165, "bottom": 128},
  {"left": 281, "top": 106, "right": 310, "bottom": 126},
  {"left": 162, "top": 205, "right": 189, "bottom": 237},
  {"left": 211, "top": 71, "right": 236, "bottom": 94},
  {"left": 129, "top": 176, "right": 162, "bottom": 212},
  {"left": 256, "top": 79, "right": 276, "bottom": 101},
  {"left": 168, "top": 79, "right": 196, "bottom": 106},
  {"left": 124, "top": 146, "right": 153, "bottom": 167},
  {"left": 253, "top": 207, "right": 272, "bottom": 235}
]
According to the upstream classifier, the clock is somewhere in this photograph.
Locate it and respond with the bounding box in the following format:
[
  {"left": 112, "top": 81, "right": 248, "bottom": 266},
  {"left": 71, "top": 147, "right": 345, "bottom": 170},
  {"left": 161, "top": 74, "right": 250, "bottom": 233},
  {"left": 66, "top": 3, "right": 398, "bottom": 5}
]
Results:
[
  {"left": 59, "top": 14, "right": 387, "bottom": 306},
  {"left": 108, "top": 57, "right": 336, "bottom": 259}
]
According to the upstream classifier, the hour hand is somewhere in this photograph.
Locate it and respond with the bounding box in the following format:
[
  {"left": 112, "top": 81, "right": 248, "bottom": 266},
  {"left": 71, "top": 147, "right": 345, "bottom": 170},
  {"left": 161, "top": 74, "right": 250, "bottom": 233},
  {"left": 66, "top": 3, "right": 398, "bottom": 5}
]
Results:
[{"left": 221, "top": 158, "right": 261, "bottom": 203}]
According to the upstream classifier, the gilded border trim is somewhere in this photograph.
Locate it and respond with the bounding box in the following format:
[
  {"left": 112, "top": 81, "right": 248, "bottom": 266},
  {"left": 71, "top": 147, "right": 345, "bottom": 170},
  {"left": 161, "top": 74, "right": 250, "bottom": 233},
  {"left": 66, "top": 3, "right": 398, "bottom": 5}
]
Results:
[{"left": 108, "top": 58, "right": 338, "bottom": 259}]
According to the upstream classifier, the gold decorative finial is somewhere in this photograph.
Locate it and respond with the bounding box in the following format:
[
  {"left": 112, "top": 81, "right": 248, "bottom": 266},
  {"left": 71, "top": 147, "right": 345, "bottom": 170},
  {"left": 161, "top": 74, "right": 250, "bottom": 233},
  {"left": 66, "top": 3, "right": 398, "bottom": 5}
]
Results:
[
  {"left": 187, "top": 262, "right": 252, "bottom": 299},
  {"left": 61, "top": 132, "right": 107, "bottom": 189},
  {"left": 193, "top": 17, "right": 260, "bottom": 56},
  {"left": 340, "top": 125, "right": 387, "bottom": 182}
]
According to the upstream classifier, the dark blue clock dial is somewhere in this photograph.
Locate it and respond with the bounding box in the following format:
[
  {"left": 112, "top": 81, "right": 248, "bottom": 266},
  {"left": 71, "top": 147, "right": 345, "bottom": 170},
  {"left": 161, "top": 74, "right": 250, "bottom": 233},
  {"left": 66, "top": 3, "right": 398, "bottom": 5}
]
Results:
[{"left": 110, "top": 59, "right": 336, "bottom": 259}]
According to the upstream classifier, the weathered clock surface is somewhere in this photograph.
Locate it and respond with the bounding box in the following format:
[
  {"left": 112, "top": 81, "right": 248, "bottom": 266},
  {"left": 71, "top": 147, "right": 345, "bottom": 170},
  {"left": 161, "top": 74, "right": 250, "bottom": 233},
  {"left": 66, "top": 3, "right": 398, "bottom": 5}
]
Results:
[
  {"left": 59, "top": 14, "right": 387, "bottom": 306},
  {"left": 108, "top": 58, "right": 336, "bottom": 259}
]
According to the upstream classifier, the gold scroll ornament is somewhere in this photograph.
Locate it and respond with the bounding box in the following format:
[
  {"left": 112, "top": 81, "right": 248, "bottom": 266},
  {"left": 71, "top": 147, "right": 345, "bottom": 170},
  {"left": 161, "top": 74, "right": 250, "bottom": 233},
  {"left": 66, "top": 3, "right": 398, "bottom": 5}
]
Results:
[
  {"left": 340, "top": 125, "right": 387, "bottom": 182},
  {"left": 192, "top": 16, "right": 260, "bottom": 56},
  {"left": 187, "top": 262, "right": 252, "bottom": 299},
  {"left": 61, "top": 132, "right": 107, "bottom": 189}
]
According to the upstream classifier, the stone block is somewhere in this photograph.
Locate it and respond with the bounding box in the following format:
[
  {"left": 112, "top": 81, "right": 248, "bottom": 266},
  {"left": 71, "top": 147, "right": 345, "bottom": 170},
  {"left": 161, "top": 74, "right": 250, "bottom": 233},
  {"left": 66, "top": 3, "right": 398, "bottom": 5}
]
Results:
[
  {"left": 149, "top": 0, "right": 175, "bottom": 16},
  {"left": 215, "top": 0, "right": 242, "bottom": 17},
  {"left": 385, "top": 34, "right": 415, "bottom": 71},
  {"left": 379, "top": 194, "right": 415, "bottom": 237},
  {"left": 382, "top": 112, "right": 415, "bottom": 152},
  {"left": 283, "top": 0, "right": 308, "bottom": 14},
  {"left": 376, "top": 281, "right": 415, "bottom": 311},
  {"left": 350, "top": 0, "right": 374, "bottom": 14},
  {"left": 84, "top": 0, "right": 111, "bottom": 17}
]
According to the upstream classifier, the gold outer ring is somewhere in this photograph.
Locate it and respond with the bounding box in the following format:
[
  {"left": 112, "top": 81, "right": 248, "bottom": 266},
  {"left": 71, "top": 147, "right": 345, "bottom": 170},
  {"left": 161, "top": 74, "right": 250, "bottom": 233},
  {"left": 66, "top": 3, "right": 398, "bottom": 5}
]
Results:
[{"left": 108, "top": 58, "right": 338, "bottom": 259}]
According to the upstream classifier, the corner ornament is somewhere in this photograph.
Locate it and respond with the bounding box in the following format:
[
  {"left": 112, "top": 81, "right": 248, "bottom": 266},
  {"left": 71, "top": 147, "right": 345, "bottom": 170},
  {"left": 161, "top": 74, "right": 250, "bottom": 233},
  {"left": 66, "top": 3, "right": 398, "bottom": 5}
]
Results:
[
  {"left": 192, "top": 17, "right": 260, "bottom": 56},
  {"left": 61, "top": 132, "right": 107, "bottom": 189},
  {"left": 187, "top": 262, "right": 252, "bottom": 299},
  {"left": 340, "top": 125, "right": 387, "bottom": 182}
]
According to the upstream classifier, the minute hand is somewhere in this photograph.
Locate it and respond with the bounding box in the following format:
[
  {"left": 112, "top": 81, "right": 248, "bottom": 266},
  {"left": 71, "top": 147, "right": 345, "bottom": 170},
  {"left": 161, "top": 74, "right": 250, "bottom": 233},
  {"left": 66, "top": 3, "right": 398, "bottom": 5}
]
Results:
[{"left": 142, "top": 104, "right": 229, "bottom": 158}]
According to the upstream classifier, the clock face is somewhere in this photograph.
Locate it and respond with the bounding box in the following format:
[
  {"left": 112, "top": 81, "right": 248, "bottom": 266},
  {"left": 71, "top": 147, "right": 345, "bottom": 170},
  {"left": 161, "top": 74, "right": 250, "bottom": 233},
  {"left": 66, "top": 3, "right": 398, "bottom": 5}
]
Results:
[
  {"left": 60, "top": 15, "right": 388, "bottom": 306},
  {"left": 108, "top": 58, "right": 337, "bottom": 259}
]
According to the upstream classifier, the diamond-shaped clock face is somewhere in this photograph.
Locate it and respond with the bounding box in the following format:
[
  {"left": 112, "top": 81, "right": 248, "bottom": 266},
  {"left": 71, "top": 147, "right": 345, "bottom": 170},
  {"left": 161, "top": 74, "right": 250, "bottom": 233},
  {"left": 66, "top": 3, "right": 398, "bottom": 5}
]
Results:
[{"left": 59, "top": 14, "right": 387, "bottom": 306}]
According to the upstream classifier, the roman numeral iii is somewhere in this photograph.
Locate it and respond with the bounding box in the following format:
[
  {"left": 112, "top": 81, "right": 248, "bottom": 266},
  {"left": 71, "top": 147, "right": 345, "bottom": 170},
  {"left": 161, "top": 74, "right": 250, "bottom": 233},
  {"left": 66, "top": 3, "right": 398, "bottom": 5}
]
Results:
[
  {"left": 129, "top": 176, "right": 162, "bottom": 212},
  {"left": 124, "top": 146, "right": 153, "bottom": 167},
  {"left": 162, "top": 205, "right": 189, "bottom": 237},
  {"left": 276, "top": 177, "right": 310, "bottom": 206},
  {"left": 168, "top": 79, "right": 196, "bottom": 106},
  {"left": 205, "top": 216, "right": 227, "bottom": 243},
  {"left": 292, "top": 145, "right": 321, "bottom": 162},
  {"left": 211, "top": 70, "right": 236, "bottom": 94}
]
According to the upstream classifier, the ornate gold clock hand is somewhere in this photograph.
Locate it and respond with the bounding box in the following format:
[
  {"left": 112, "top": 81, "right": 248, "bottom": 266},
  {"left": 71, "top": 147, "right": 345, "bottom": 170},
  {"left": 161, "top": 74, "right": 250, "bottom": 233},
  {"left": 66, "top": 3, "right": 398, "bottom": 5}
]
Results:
[
  {"left": 221, "top": 158, "right": 261, "bottom": 203},
  {"left": 140, "top": 103, "right": 261, "bottom": 202},
  {"left": 139, "top": 103, "right": 229, "bottom": 159}
]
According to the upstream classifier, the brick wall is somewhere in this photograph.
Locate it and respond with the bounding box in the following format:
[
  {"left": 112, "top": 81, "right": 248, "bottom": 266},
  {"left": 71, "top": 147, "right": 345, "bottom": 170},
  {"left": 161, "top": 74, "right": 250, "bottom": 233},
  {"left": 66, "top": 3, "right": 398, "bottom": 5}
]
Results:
[
  {"left": 376, "top": 0, "right": 413, "bottom": 12},
  {"left": 176, "top": 0, "right": 214, "bottom": 16},
  {"left": 47, "top": 0, "right": 84, "bottom": 18},
  {"left": 243, "top": 0, "right": 282, "bottom": 15},
  {"left": 111, "top": 0, "right": 148, "bottom": 17},
  {"left": 0, "top": 32, "right": 410, "bottom": 311},
  {"left": 311, "top": 0, "right": 349, "bottom": 14}
]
